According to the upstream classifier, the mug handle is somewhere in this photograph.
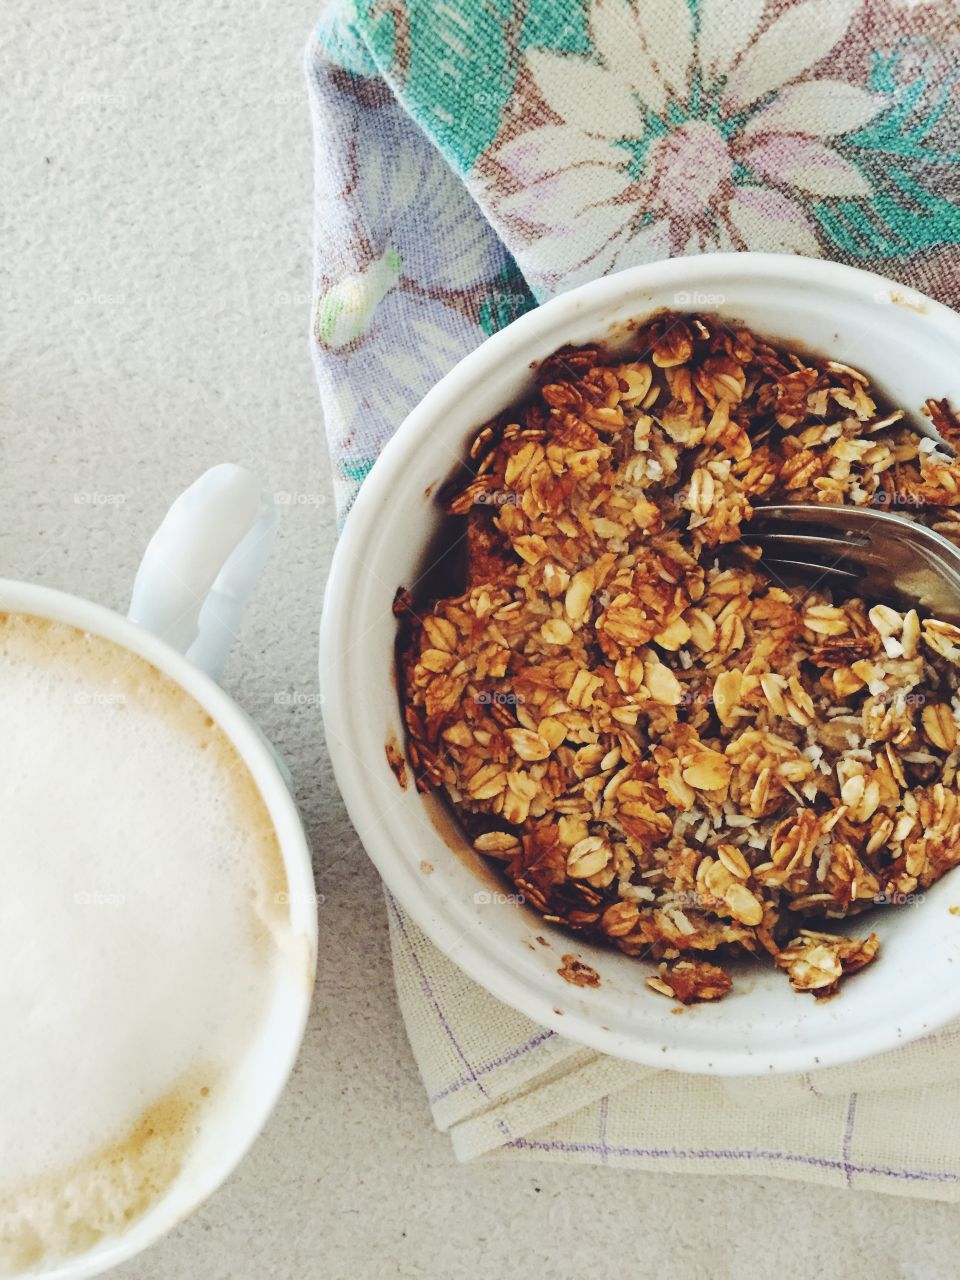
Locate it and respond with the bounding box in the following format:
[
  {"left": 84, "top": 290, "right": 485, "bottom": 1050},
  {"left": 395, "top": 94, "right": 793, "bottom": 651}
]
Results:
[{"left": 128, "top": 464, "right": 277, "bottom": 682}]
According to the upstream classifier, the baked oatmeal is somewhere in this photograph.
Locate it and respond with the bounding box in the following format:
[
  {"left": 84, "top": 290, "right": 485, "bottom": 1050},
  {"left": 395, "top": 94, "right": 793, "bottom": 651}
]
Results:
[{"left": 396, "top": 311, "right": 960, "bottom": 1003}]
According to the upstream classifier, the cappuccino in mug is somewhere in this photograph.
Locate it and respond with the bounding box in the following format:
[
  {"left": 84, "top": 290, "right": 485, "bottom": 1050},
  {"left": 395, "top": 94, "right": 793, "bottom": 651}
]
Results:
[{"left": 0, "top": 612, "right": 293, "bottom": 1273}]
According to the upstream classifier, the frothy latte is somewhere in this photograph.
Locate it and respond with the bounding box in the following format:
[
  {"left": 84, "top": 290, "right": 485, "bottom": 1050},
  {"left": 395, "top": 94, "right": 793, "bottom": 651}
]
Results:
[{"left": 0, "top": 613, "right": 292, "bottom": 1273}]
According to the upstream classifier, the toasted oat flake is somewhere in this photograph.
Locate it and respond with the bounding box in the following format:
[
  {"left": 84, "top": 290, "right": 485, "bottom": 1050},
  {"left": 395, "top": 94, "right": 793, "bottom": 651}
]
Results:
[
  {"left": 541, "top": 618, "right": 573, "bottom": 646},
  {"left": 397, "top": 313, "right": 960, "bottom": 1004},
  {"left": 385, "top": 739, "right": 408, "bottom": 790},
  {"left": 558, "top": 954, "right": 601, "bottom": 989}
]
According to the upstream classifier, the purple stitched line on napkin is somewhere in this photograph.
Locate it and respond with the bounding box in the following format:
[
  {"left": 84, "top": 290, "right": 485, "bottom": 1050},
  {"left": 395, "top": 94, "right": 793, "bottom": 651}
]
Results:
[
  {"left": 387, "top": 894, "right": 490, "bottom": 1100},
  {"left": 504, "top": 1136, "right": 960, "bottom": 1182},
  {"left": 429, "top": 1030, "right": 557, "bottom": 1104},
  {"left": 502, "top": 1135, "right": 960, "bottom": 1185},
  {"left": 803, "top": 1072, "right": 824, "bottom": 1098},
  {"left": 598, "top": 1095, "right": 610, "bottom": 1166},
  {"left": 842, "top": 1093, "right": 859, "bottom": 1187}
]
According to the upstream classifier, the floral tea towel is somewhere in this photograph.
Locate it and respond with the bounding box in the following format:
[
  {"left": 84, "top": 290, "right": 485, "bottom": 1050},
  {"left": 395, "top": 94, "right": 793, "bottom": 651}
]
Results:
[{"left": 308, "top": 0, "right": 960, "bottom": 1192}]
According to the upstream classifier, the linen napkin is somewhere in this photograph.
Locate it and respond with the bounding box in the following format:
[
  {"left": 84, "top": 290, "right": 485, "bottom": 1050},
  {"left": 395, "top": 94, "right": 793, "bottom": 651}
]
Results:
[{"left": 307, "top": 0, "right": 960, "bottom": 1197}]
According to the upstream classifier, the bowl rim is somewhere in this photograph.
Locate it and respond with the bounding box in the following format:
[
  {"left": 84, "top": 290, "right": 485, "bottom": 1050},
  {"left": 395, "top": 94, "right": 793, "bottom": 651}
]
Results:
[{"left": 321, "top": 251, "right": 960, "bottom": 1075}]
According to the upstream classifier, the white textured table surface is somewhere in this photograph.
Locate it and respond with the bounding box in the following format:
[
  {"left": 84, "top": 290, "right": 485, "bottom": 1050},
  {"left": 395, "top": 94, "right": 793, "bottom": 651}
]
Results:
[{"left": 4, "top": 3, "right": 960, "bottom": 1278}]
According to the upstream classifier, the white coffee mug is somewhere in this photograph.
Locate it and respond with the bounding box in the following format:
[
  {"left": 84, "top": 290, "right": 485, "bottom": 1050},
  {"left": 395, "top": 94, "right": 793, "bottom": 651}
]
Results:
[{"left": 8, "top": 464, "right": 317, "bottom": 1280}]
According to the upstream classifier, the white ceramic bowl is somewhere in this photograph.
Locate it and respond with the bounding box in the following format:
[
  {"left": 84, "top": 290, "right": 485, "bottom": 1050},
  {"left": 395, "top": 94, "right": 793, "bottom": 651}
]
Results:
[{"left": 321, "top": 253, "right": 960, "bottom": 1075}]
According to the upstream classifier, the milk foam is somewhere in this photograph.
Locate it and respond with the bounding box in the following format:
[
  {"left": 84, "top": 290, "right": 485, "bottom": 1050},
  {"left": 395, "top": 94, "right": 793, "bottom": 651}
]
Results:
[{"left": 0, "top": 613, "right": 290, "bottom": 1272}]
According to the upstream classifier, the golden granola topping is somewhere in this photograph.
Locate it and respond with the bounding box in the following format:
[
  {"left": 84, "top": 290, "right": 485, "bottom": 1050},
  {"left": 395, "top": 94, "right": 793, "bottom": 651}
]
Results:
[
  {"left": 647, "top": 958, "right": 734, "bottom": 1004},
  {"left": 397, "top": 312, "right": 960, "bottom": 1003}
]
